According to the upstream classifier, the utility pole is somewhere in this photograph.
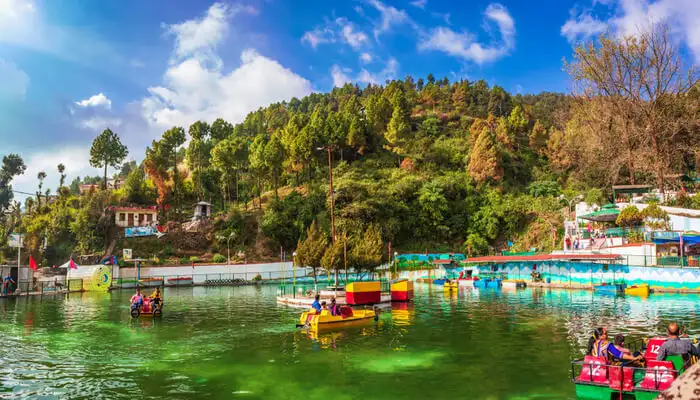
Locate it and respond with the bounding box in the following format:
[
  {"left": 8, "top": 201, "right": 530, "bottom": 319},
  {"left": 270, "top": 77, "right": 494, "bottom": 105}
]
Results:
[{"left": 327, "top": 146, "right": 335, "bottom": 244}]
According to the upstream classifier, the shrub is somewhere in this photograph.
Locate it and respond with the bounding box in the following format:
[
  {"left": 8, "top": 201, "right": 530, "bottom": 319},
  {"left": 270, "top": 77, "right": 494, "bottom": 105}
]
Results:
[
  {"left": 212, "top": 254, "right": 226, "bottom": 263},
  {"left": 252, "top": 273, "right": 262, "bottom": 281},
  {"left": 189, "top": 256, "right": 199, "bottom": 264},
  {"left": 179, "top": 257, "right": 189, "bottom": 265}
]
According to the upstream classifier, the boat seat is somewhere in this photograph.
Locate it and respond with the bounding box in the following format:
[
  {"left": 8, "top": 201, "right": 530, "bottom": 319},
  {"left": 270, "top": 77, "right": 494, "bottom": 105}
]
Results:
[
  {"left": 639, "top": 360, "right": 676, "bottom": 391},
  {"left": 340, "top": 306, "right": 354, "bottom": 318},
  {"left": 608, "top": 365, "right": 634, "bottom": 391},
  {"left": 577, "top": 356, "right": 608, "bottom": 384},
  {"left": 644, "top": 338, "right": 667, "bottom": 360}
]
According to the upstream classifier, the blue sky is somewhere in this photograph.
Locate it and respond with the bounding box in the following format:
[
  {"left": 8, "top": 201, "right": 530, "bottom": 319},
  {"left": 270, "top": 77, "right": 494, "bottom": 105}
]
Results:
[{"left": 0, "top": 0, "right": 698, "bottom": 196}]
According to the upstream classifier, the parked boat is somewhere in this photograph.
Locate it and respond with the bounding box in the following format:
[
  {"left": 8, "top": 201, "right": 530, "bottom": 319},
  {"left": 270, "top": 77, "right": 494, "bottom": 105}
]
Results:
[
  {"left": 625, "top": 284, "right": 650, "bottom": 297},
  {"left": 593, "top": 282, "right": 626, "bottom": 295},
  {"left": 443, "top": 282, "right": 458, "bottom": 292},
  {"left": 296, "top": 307, "right": 378, "bottom": 330},
  {"left": 433, "top": 278, "right": 447, "bottom": 285}
]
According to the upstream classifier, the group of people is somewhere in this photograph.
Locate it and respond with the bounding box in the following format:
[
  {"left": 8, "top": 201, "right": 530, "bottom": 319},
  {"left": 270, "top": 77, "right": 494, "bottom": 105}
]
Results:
[
  {"left": 130, "top": 288, "right": 162, "bottom": 310},
  {"left": 311, "top": 295, "right": 342, "bottom": 316},
  {"left": 586, "top": 323, "right": 700, "bottom": 366},
  {"left": 2, "top": 273, "right": 15, "bottom": 295}
]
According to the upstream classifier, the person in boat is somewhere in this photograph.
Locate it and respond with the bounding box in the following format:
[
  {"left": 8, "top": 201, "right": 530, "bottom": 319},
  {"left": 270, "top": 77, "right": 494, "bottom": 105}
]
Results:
[
  {"left": 130, "top": 289, "right": 143, "bottom": 310},
  {"left": 611, "top": 334, "right": 643, "bottom": 366},
  {"left": 592, "top": 329, "right": 642, "bottom": 364},
  {"left": 320, "top": 301, "right": 329, "bottom": 315},
  {"left": 656, "top": 323, "right": 700, "bottom": 362},
  {"left": 150, "top": 287, "right": 162, "bottom": 309},
  {"left": 586, "top": 327, "right": 605, "bottom": 356},
  {"left": 329, "top": 297, "right": 341, "bottom": 316},
  {"left": 311, "top": 294, "right": 322, "bottom": 313}
]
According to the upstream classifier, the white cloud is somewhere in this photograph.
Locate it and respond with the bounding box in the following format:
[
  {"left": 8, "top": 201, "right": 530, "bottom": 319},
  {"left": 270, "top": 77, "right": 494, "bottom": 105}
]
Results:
[
  {"left": 360, "top": 52, "right": 373, "bottom": 63},
  {"left": 411, "top": 0, "right": 428, "bottom": 9},
  {"left": 0, "top": 58, "right": 30, "bottom": 100},
  {"left": 561, "top": 0, "right": 700, "bottom": 60},
  {"left": 367, "top": 0, "right": 410, "bottom": 40},
  {"left": 339, "top": 19, "right": 369, "bottom": 49},
  {"left": 301, "top": 28, "right": 334, "bottom": 48},
  {"left": 302, "top": 18, "right": 369, "bottom": 51},
  {"left": 75, "top": 93, "right": 112, "bottom": 109},
  {"left": 418, "top": 3, "right": 516, "bottom": 64},
  {"left": 561, "top": 12, "right": 608, "bottom": 42},
  {"left": 165, "top": 2, "right": 256, "bottom": 61},
  {"left": 330, "top": 58, "right": 399, "bottom": 87},
  {"left": 79, "top": 117, "right": 122, "bottom": 131},
  {"left": 331, "top": 65, "right": 352, "bottom": 88},
  {"left": 142, "top": 4, "right": 312, "bottom": 131}
]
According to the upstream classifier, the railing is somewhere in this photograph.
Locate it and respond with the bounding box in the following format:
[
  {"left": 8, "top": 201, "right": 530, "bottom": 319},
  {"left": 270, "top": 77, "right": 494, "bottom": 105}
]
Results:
[
  {"left": 1, "top": 277, "right": 85, "bottom": 296},
  {"left": 571, "top": 359, "right": 679, "bottom": 392}
]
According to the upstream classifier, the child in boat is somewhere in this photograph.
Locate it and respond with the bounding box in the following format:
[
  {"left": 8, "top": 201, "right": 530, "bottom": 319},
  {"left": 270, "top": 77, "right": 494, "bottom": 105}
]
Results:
[
  {"left": 130, "top": 289, "right": 143, "bottom": 309},
  {"left": 311, "top": 294, "right": 322, "bottom": 313},
  {"left": 320, "top": 301, "right": 330, "bottom": 316},
  {"left": 150, "top": 287, "right": 162, "bottom": 308},
  {"left": 329, "top": 298, "right": 340, "bottom": 316}
]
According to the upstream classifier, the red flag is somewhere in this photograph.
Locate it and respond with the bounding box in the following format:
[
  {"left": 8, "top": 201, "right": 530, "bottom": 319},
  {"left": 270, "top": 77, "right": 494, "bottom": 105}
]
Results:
[
  {"left": 29, "top": 255, "right": 38, "bottom": 271},
  {"left": 69, "top": 258, "right": 78, "bottom": 270}
]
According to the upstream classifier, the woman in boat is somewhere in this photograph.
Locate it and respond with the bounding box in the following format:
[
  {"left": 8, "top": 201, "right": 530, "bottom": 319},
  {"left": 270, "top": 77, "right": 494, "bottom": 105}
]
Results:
[
  {"left": 609, "top": 333, "right": 644, "bottom": 366},
  {"left": 329, "top": 298, "right": 340, "bottom": 316},
  {"left": 587, "top": 327, "right": 605, "bottom": 356}
]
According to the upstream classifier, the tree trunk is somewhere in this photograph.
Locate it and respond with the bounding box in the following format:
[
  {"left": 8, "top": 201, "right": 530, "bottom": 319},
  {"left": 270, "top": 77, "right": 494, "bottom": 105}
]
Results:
[{"left": 103, "top": 163, "right": 108, "bottom": 190}]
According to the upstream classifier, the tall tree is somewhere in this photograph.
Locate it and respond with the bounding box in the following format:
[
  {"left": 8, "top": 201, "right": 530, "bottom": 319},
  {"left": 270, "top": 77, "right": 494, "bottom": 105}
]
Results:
[
  {"left": 89, "top": 128, "right": 128, "bottom": 190},
  {"left": 264, "top": 133, "right": 285, "bottom": 197},
  {"left": 386, "top": 89, "right": 411, "bottom": 164},
  {"left": 295, "top": 220, "right": 328, "bottom": 286},
  {"left": 57, "top": 164, "right": 66, "bottom": 188},
  {"left": 468, "top": 125, "right": 503, "bottom": 185},
  {"left": 349, "top": 224, "right": 383, "bottom": 278},
  {"left": 36, "top": 171, "right": 46, "bottom": 209}
]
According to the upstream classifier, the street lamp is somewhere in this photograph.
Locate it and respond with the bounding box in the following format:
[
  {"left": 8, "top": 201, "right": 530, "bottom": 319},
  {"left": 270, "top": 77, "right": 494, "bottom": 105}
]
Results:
[
  {"left": 559, "top": 194, "right": 583, "bottom": 220},
  {"left": 394, "top": 251, "right": 399, "bottom": 276},
  {"left": 317, "top": 145, "right": 335, "bottom": 243},
  {"left": 292, "top": 251, "right": 297, "bottom": 286}
]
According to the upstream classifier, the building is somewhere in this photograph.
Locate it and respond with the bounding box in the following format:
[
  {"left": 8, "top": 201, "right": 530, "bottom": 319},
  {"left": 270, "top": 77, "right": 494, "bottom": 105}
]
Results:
[
  {"left": 112, "top": 206, "right": 158, "bottom": 228},
  {"left": 78, "top": 178, "right": 125, "bottom": 195},
  {"left": 192, "top": 201, "right": 212, "bottom": 221}
]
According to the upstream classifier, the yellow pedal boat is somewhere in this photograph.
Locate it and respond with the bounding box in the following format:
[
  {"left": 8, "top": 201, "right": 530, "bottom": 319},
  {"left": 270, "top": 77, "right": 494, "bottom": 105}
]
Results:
[
  {"left": 624, "top": 283, "right": 650, "bottom": 296},
  {"left": 296, "top": 307, "right": 378, "bottom": 330},
  {"left": 443, "top": 282, "right": 458, "bottom": 291}
]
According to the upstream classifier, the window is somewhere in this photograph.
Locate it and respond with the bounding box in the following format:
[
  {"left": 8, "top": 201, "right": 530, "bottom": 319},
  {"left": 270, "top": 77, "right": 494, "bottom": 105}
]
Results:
[
  {"left": 119, "top": 213, "right": 125, "bottom": 221},
  {"left": 146, "top": 214, "right": 153, "bottom": 222}
]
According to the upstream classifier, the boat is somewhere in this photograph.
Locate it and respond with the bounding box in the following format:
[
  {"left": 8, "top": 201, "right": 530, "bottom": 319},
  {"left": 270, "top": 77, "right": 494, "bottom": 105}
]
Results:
[
  {"left": 130, "top": 297, "right": 163, "bottom": 318},
  {"left": 443, "top": 282, "right": 458, "bottom": 291},
  {"left": 593, "top": 282, "right": 626, "bottom": 295},
  {"left": 473, "top": 273, "right": 503, "bottom": 289},
  {"left": 625, "top": 284, "right": 650, "bottom": 297},
  {"left": 390, "top": 279, "right": 414, "bottom": 302},
  {"left": 502, "top": 280, "right": 526, "bottom": 290},
  {"left": 433, "top": 278, "right": 447, "bottom": 285},
  {"left": 296, "top": 306, "right": 378, "bottom": 330},
  {"left": 571, "top": 336, "right": 691, "bottom": 400}
]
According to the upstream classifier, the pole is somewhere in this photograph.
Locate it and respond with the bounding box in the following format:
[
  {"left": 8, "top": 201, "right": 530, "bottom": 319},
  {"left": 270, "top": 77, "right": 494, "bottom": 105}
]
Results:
[
  {"left": 343, "top": 239, "right": 347, "bottom": 286},
  {"left": 328, "top": 146, "right": 335, "bottom": 244}
]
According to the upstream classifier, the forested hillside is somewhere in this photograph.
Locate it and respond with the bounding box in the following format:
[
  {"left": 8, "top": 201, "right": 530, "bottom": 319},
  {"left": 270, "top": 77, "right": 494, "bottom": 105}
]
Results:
[{"left": 1, "top": 25, "right": 698, "bottom": 266}]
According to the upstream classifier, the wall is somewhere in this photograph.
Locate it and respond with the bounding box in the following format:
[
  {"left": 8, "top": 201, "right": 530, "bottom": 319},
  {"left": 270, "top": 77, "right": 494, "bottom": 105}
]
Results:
[{"left": 117, "top": 261, "right": 308, "bottom": 281}]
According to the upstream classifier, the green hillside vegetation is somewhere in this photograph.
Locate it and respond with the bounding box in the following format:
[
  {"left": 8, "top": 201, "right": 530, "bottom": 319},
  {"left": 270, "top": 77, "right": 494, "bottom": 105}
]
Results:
[{"left": 1, "top": 25, "right": 698, "bottom": 268}]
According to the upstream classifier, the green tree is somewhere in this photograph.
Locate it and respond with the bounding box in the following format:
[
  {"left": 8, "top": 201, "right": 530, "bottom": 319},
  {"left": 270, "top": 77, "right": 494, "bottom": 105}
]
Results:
[
  {"left": 349, "top": 224, "right": 383, "bottom": 278},
  {"left": 529, "top": 120, "right": 548, "bottom": 154},
  {"left": 295, "top": 220, "right": 329, "bottom": 286},
  {"left": 386, "top": 89, "right": 411, "bottom": 163},
  {"left": 57, "top": 164, "right": 66, "bottom": 188},
  {"left": 616, "top": 206, "right": 643, "bottom": 228},
  {"left": 89, "top": 128, "right": 128, "bottom": 190},
  {"left": 36, "top": 171, "right": 46, "bottom": 209},
  {"left": 321, "top": 240, "right": 344, "bottom": 287},
  {"left": 641, "top": 203, "right": 669, "bottom": 230},
  {"left": 468, "top": 127, "right": 503, "bottom": 185},
  {"left": 264, "top": 133, "right": 285, "bottom": 197},
  {"left": 584, "top": 188, "right": 605, "bottom": 207}
]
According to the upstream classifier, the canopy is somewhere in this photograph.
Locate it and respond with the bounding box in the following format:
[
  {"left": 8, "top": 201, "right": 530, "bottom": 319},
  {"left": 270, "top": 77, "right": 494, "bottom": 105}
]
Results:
[
  {"left": 579, "top": 203, "right": 620, "bottom": 222},
  {"left": 652, "top": 232, "right": 700, "bottom": 245}
]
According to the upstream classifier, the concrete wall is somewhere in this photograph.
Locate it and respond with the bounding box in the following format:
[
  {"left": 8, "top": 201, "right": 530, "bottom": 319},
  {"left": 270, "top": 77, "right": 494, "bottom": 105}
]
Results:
[{"left": 117, "top": 262, "right": 308, "bottom": 281}]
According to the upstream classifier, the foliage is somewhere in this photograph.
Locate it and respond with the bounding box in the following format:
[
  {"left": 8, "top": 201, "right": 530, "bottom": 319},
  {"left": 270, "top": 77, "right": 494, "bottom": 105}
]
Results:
[
  {"left": 348, "top": 224, "right": 383, "bottom": 275},
  {"left": 641, "top": 203, "right": 669, "bottom": 230},
  {"left": 213, "top": 254, "right": 226, "bottom": 263},
  {"left": 584, "top": 188, "right": 605, "bottom": 207},
  {"left": 527, "top": 181, "right": 560, "bottom": 197},
  {"left": 464, "top": 233, "right": 489, "bottom": 256},
  {"left": 189, "top": 256, "right": 199, "bottom": 263},
  {"left": 89, "top": 128, "right": 128, "bottom": 189},
  {"left": 616, "top": 206, "right": 643, "bottom": 228},
  {"left": 294, "top": 221, "right": 328, "bottom": 284}
]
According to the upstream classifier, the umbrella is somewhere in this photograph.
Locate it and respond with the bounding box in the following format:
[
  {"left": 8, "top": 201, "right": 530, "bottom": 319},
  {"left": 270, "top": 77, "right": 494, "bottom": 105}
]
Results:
[{"left": 579, "top": 203, "right": 620, "bottom": 223}]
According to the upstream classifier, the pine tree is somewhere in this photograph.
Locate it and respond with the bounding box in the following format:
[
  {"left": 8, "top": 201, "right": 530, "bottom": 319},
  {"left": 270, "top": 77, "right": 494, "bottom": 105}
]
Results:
[
  {"left": 295, "top": 221, "right": 329, "bottom": 286},
  {"left": 529, "top": 120, "right": 548, "bottom": 154},
  {"left": 386, "top": 90, "right": 411, "bottom": 163},
  {"left": 468, "top": 127, "right": 503, "bottom": 185}
]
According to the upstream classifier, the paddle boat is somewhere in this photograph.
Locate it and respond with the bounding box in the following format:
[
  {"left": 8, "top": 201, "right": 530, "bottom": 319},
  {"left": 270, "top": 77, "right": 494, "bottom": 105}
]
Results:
[
  {"left": 432, "top": 278, "right": 447, "bottom": 285},
  {"left": 625, "top": 284, "right": 650, "bottom": 297},
  {"left": 296, "top": 306, "right": 378, "bottom": 330},
  {"left": 571, "top": 336, "right": 697, "bottom": 399},
  {"left": 131, "top": 297, "right": 163, "bottom": 318},
  {"left": 593, "top": 282, "right": 626, "bottom": 296},
  {"left": 443, "top": 281, "right": 458, "bottom": 292},
  {"left": 473, "top": 273, "right": 503, "bottom": 289}
]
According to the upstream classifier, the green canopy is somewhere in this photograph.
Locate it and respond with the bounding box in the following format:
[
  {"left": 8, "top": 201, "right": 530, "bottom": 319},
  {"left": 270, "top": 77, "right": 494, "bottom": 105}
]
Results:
[{"left": 580, "top": 203, "right": 620, "bottom": 222}]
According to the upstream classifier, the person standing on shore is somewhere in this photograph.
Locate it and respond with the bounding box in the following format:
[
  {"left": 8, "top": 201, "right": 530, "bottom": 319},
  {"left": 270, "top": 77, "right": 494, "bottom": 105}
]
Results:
[{"left": 3, "top": 274, "right": 15, "bottom": 295}]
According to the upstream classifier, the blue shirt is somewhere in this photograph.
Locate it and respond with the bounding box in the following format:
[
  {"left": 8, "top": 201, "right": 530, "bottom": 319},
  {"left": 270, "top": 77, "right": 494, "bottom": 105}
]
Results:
[
  {"left": 311, "top": 300, "right": 321, "bottom": 312},
  {"left": 608, "top": 344, "right": 623, "bottom": 360}
]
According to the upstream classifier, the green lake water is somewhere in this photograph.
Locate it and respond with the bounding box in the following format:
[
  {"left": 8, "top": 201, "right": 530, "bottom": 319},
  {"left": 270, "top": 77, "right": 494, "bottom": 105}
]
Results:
[{"left": 2, "top": 284, "right": 699, "bottom": 399}]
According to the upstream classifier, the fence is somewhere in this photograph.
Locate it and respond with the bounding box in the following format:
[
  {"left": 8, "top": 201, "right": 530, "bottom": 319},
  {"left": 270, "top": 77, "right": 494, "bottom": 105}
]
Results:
[{"left": 276, "top": 274, "right": 391, "bottom": 298}]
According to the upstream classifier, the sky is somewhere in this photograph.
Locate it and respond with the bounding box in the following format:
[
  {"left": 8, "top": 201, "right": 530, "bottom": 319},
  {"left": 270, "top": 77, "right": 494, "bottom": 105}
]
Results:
[{"left": 1, "top": 0, "right": 699, "bottom": 197}]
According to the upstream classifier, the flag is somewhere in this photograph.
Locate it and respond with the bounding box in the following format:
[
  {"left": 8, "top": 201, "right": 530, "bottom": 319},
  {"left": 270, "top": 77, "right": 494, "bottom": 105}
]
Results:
[
  {"left": 69, "top": 258, "right": 78, "bottom": 270},
  {"left": 29, "top": 255, "right": 38, "bottom": 271}
]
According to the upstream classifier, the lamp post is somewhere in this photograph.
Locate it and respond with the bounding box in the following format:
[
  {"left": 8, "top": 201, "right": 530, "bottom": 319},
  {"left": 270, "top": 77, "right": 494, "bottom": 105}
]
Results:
[
  {"left": 317, "top": 145, "right": 335, "bottom": 243},
  {"left": 394, "top": 251, "right": 398, "bottom": 276},
  {"left": 292, "top": 251, "right": 297, "bottom": 286}
]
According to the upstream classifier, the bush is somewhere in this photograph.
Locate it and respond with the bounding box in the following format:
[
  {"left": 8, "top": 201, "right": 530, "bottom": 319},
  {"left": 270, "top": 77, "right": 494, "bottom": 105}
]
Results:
[
  {"left": 252, "top": 273, "right": 262, "bottom": 281},
  {"left": 212, "top": 254, "right": 226, "bottom": 263},
  {"left": 179, "top": 257, "right": 189, "bottom": 265},
  {"left": 189, "top": 256, "right": 199, "bottom": 264}
]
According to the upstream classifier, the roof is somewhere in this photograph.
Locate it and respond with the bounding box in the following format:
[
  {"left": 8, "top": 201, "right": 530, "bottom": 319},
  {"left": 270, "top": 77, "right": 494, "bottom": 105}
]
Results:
[
  {"left": 463, "top": 254, "right": 621, "bottom": 264},
  {"left": 432, "top": 259, "right": 455, "bottom": 264},
  {"left": 580, "top": 204, "right": 620, "bottom": 222},
  {"left": 195, "top": 201, "right": 212, "bottom": 206},
  {"left": 612, "top": 185, "right": 652, "bottom": 194},
  {"left": 112, "top": 206, "right": 158, "bottom": 212}
]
